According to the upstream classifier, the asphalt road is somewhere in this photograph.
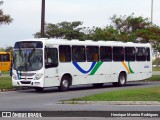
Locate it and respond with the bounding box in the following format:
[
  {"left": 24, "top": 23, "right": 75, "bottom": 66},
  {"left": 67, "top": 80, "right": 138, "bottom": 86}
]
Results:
[
  {"left": 0, "top": 81, "right": 160, "bottom": 119},
  {"left": 0, "top": 81, "right": 160, "bottom": 112}
]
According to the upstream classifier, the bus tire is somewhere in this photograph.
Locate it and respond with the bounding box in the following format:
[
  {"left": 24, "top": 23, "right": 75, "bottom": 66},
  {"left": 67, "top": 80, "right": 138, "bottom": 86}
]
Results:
[
  {"left": 34, "top": 87, "right": 44, "bottom": 92},
  {"left": 112, "top": 73, "right": 126, "bottom": 87},
  {"left": 59, "top": 76, "right": 70, "bottom": 91}
]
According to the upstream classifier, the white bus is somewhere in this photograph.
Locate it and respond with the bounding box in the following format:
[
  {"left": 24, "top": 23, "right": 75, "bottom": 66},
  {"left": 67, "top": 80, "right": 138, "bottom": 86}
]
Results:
[{"left": 12, "top": 38, "right": 152, "bottom": 91}]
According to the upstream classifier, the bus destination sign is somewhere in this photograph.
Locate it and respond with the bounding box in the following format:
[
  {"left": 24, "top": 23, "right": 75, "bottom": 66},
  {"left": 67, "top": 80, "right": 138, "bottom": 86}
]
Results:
[{"left": 14, "top": 41, "right": 43, "bottom": 48}]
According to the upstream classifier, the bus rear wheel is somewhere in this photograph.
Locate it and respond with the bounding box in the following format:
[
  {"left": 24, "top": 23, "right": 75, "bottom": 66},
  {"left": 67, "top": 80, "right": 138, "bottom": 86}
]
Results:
[
  {"left": 112, "top": 73, "right": 126, "bottom": 87},
  {"left": 59, "top": 76, "right": 70, "bottom": 91}
]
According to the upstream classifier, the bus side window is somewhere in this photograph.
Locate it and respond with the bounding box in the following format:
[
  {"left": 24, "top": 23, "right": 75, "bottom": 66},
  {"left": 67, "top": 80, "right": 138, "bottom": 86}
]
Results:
[
  {"left": 0, "top": 55, "right": 2, "bottom": 62},
  {"left": 125, "top": 47, "right": 135, "bottom": 61},
  {"left": 100, "top": 46, "right": 112, "bottom": 62},
  {"left": 146, "top": 47, "right": 150, "bottom": 61},
  {"left": 113, "top": 47, "right": 124, "bottom": 61},
  {"left": 0, "top": 53, "right": 10, "bottom": 62},
  {"left": 136, "top": 47, "right": 146, "bottom": 61},
  {"left": 59, "top": 45, "right": 71, "bottom": 62},
  {"left": 86, "top": 46, "right": 99, "bottom": 62},
  {"left": 45, "top": 48, "right": 58, "bottom": 68},
  {"left": 60, "top": 54, "right": 65, "bottom": 62},
  {"left": 6, "top": 53, "right": 10, "bottom": 61},
  {"left": 72, "top": 46, "right": 86, "bottom": 62},
  {"left": 93, "top": 53, "right": 98, "bottom": 61}
]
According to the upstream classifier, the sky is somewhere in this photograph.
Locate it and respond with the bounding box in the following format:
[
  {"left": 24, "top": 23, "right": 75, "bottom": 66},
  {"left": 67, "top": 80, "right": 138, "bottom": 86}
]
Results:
[{"left": 0, "top": 0, "right": 160, "bottom": 48}]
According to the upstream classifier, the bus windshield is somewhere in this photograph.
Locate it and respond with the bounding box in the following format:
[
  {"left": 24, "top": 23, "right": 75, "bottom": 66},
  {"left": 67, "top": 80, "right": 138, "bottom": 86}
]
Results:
[
  {"left": 13, "top": 49, "right": 43, "bottom": 71},
  {"left": 0, "top": 53, "right": 10, "bottom": 62}
]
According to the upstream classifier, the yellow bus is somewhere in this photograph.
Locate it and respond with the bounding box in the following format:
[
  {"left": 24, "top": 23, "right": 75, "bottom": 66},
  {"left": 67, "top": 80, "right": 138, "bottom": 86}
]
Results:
[{"left": 0, "top": 52, "right": 12, "bottom": 71}]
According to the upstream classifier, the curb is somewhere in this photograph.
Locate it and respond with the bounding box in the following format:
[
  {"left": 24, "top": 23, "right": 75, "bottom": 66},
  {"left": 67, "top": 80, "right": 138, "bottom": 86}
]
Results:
[
  {"left": 62, "top": 101, "right": 160, "bottom": 105},
  {"left": 0, "top": 88, "right": 16, "bottom": 92},
  {"left": 0, "top": 87, "right": 30, "bottom": 92}
]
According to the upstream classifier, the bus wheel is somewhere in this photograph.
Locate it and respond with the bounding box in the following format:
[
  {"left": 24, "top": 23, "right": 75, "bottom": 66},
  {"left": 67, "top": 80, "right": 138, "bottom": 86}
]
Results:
[
  {"left": 112, "top": 73, "right": 126, "bottom": 87},
  {"left": 59, "top": 76, "right": 70, "bottom": 91},
  {"left": 34, "top": 87, "right": 44, "bottom": 92}
]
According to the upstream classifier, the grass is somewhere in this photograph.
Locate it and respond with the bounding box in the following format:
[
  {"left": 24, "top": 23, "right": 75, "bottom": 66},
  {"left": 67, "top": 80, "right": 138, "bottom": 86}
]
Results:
[
  {"left": 144, "top": 75, "right": 160, "bottom": 81},
  {"left": 1, "top": 71, "right": 10, "bottom": 74},
  {"left": 153, "top": 67, "right": 160, "bottom": 71},
  {"left": 0, "top": 77, "right": 13, "bottom": 89},
  {"left": 73, "top": 87, "right": 160, "bottom": 101}
]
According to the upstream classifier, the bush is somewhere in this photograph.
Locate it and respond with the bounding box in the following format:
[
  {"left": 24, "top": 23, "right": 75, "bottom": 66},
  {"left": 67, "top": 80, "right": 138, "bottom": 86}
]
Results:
[{"left": 153, "top": 58, "right": 160, "bottom": 67}]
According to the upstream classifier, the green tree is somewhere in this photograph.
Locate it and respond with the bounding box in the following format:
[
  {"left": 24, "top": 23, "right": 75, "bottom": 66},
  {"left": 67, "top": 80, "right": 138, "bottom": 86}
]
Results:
[
  {"left": 110, "top": 13, "right": 150, "bottom": 34},
  {"left": 88, "top": 26, "right": 119, "bottom": 41},
  {"left": 0, "top": 46, "right": 13, "bottom": 52},
  {"left": 34, "top": 13, "right": 160, "bottom": 48},
  {"left": 34, "top": 21, "right": 86, "bottom": 40},
  {"left": 110, "top": 13, "right": 160, "bottom": 43},
  {"left": 5, "top": 46, "right": 13, "bottom": 52},
  {"left": 0, "top": 1, "right": 13, "bottom": 25},
  {"left": 0, "top": 47, "right": 5, "bottom": 52},
  {"left": 85, "top": 14, "right": 159, "bottom": 42}
]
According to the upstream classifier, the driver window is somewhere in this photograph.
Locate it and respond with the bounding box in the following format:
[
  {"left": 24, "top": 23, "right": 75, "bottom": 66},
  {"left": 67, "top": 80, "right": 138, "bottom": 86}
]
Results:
[{"left": 45, "top": 48, "right": 58, "bottom": 68}]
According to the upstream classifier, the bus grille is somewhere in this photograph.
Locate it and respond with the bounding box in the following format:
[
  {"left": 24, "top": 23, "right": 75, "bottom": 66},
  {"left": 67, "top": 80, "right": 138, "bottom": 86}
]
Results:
[{"left": 20, "top": 81, "right": 31, "bottom": 84}]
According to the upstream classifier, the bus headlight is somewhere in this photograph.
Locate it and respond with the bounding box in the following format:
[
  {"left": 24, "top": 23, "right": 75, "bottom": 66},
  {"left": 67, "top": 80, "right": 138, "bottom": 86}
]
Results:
[
  {"left": 34, "top": 73, "right": 43, "bottom": 80},
  {"left": 12, "top": 73, "right": 18, "bottom": 80}
]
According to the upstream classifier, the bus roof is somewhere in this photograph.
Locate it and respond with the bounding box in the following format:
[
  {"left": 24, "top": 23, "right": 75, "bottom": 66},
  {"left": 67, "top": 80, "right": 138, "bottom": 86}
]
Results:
[{"left": 15, "top": 38, "right": 151, "bottom": 48}]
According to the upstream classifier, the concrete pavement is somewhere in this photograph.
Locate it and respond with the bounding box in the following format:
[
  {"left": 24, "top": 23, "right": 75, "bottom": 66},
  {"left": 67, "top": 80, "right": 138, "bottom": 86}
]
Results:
[
  {"left": 62, "top": 101, "right": 160, "bottom": 105},
  {"left": 152, "top": 71, "right": 160, "bottom": 75}
]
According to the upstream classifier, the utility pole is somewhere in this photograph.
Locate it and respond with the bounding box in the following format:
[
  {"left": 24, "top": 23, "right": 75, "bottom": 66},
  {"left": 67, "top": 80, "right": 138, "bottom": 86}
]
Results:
[
  {"left": 151, "top": 0, "right": 153, "bottom": 24},
  {"left": 41, "top": 0, "right": 45, "bottom": 38}
]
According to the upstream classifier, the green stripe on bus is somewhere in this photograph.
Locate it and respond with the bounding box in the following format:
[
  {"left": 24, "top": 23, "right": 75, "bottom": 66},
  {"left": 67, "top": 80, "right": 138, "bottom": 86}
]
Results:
[
  {"left": 128, "top": 62, "right": 134, "bottom": 73},
  {"left": 90, "top": 62, "right": 103, "bottom": 75}
]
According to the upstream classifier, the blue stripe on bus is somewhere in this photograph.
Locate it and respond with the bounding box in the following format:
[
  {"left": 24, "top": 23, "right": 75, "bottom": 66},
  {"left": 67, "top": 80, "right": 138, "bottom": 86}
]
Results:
[
  {"left": 72, "top": 61, "right": 96, "bottom": 74},
  {"left": 16, "top": 69, "right": 20, "bottom": 80}
]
